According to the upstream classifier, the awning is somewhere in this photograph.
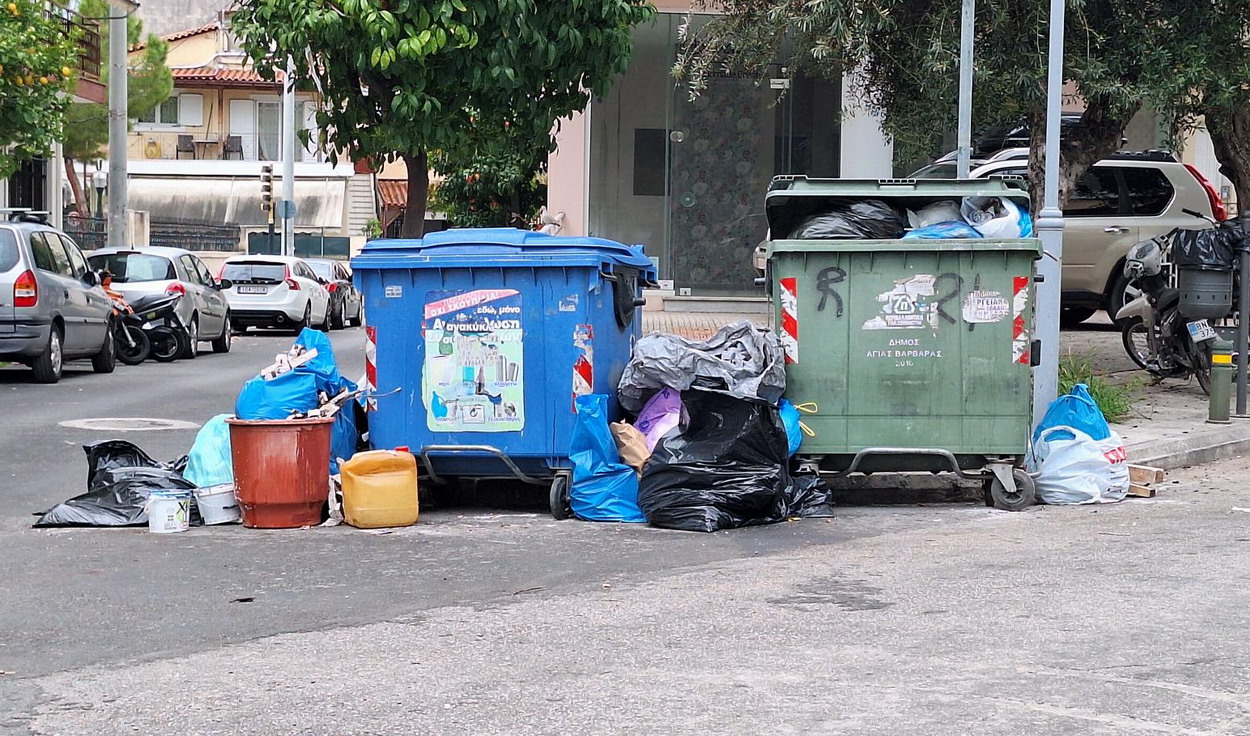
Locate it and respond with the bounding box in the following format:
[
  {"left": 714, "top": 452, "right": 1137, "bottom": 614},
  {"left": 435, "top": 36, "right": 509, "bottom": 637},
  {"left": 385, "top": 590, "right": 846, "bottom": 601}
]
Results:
[{"left": 127, "top": 175, "right": 346, "bottom": 229}]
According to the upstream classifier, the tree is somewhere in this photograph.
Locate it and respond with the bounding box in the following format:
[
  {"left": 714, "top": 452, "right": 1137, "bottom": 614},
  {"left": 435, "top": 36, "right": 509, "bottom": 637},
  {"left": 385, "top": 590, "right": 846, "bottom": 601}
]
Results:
[
  {"left": 677, "top": 0, "right": 1201, "bottom": 213},
  {"left": 62, "top": 0, "right": 172, "bottom": 214},
  {"left": 229, "top": 0, "right": 654, "bottom": 236},
  {"left": 430, "top": 148, "right": 546, "bottom": 228},
  {"left": 0, "top": 0, "right": 80, "bottom": 180}
]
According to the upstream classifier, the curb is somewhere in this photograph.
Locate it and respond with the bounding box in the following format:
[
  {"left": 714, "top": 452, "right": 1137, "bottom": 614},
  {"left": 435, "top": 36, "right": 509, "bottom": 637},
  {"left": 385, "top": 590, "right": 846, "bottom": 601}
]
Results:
[{"left": 1127, "top": 422, "right": 1250, "bottom": 471}]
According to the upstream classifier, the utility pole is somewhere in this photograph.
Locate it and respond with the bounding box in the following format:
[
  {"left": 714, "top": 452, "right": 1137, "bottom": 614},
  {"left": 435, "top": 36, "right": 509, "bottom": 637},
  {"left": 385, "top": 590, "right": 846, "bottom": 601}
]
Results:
[
  {"left": 106, "top": 6, "right": 128, "bottom": 248},
  {"left": 281, "top": 58, "right": 296, "bottom": 257},
  {"left": 956, "top": 0, "right": 975, "bottom": 179},
  {"left": 260, "top": 164, "right": 274, "bottom": 254},
  {"left": 1033, "top": 0, "right": 1067, "bottom": 424}
]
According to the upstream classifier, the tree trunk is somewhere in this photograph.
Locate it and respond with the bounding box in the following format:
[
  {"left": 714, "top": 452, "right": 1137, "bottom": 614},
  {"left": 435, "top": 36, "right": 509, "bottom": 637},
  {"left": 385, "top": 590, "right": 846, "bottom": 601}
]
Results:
[
  {"left": 400, "top": 150, "right": 429, "bottom": 238},
  {"left": 1027, "top": 98, "right": 1140, "bottom": 214},
  {"left": 1205, "top": 107, "right": 1250, "bottom": 213},
  {"left": 64, "top": 157, "right": 87, "bottom": 217}
]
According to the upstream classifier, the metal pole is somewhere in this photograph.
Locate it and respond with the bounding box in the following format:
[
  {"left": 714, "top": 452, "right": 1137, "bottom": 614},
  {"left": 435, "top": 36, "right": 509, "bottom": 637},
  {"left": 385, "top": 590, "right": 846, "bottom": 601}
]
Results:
[
  {"left": 1238, "top": 237, "right": 1249, "bottom": 414},
  {"left": 956, "top": 0, "right": 975, "bottom": 179},
  {"left": 281, "top": 58, "right": 296, "bottom": 257},
  {"left": 1032, "top": 0, "right": 1066, "bottom": 426},
  {"left": 106, "top": 9, "right": 128, "bottom": 249}
]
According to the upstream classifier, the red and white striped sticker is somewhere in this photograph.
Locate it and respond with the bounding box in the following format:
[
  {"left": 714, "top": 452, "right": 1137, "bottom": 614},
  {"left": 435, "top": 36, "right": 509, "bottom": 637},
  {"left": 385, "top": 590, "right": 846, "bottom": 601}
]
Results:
[
  {"left": 1012, "top": 276, "right": 1030, "bottom": 365},
  {"left": 364, "top": 324, "right": 377, "bottom": 411},
  {"left": 780, "top": 277, "right": 798, "bottom": 364}
]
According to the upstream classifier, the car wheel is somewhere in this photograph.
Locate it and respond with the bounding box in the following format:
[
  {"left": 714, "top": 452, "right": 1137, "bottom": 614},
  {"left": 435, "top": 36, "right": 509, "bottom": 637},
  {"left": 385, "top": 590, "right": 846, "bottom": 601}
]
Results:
[
  {"left": 212, "top": 312, "right": 232, "bottom": 353},
  {"left": 32, "top": 326, "right": 63, "bottom": 384},
  {"left": 331, "top": 299, "right": 345, "bottom": 330},
  {"left": 348, "top": 301, "right": 362, "bottom": 328},
  {"left": 318, "top": 302, "right": 332, "bottom": 332},
  {"left": 295, "top": 303, "right": 312, "bottom": 335},
  {"left": 181, "top": 315, "right": 199, "bottom": 360},
  {"left": 1060, "top": 307, "right": 1097, "bottom": 327},
  {"left": 91, "top": 322, "right": 116, "bottom": 374}
]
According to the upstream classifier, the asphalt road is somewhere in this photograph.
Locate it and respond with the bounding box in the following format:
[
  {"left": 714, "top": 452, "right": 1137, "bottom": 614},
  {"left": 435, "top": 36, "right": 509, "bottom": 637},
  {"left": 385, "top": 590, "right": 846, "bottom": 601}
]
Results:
[{"left": 3, "top": 324, "right": 1249, "bottom": 733}]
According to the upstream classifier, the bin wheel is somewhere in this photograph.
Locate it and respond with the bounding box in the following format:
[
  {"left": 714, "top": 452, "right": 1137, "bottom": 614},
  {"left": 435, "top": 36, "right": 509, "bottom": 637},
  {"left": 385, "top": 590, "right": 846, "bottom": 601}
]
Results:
[
  {"left": 549, "top": 472, "right": 572, "bottom": 520},
  {"left": 987, "top": 469, "right": 1036, "bottom": 512}
]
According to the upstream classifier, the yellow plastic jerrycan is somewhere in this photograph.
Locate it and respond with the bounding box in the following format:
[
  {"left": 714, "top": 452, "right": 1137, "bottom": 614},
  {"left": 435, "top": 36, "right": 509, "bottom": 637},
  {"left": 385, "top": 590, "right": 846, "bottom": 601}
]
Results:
[{"left": 341, "top": 449, "right": 419, "bottom": 529}]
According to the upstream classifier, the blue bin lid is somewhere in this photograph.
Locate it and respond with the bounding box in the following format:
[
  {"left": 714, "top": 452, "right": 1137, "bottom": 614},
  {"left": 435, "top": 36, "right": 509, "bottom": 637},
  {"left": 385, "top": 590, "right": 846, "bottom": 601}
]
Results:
[{"left": 352, "top": 228, "right": 657, "bottom": 279}]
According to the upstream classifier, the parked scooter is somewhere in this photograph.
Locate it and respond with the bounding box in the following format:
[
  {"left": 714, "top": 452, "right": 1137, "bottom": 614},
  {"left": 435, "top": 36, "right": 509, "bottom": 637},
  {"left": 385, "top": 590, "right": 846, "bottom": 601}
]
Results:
[
  {"left": 126, "top": 293, "right": 191, "bottom": 363},
  {"left": 101, "top": 273, "right": 151, "bottom": 366},
  {"left": 1116, "top": 208, "right": 1239, "bottom": 395}
]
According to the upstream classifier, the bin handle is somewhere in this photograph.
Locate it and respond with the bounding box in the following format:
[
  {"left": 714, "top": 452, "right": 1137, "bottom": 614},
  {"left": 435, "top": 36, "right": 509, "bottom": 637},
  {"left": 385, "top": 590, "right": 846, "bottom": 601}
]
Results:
[{"left": 419, "top": 444, "right": 547, "bottom": 486}]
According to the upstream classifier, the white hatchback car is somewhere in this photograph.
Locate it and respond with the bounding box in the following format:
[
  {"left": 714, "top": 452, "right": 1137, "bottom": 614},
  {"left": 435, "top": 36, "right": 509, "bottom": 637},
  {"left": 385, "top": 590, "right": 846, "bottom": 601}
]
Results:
[{"left": 219, "top": 255, "right": 332, "bottom": 333}]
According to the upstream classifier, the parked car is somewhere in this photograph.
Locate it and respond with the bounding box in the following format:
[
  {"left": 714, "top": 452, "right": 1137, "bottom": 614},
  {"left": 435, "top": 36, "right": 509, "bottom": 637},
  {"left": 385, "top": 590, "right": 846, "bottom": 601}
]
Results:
[
  {"left": 909, "top": 149, "right": 1226, "bottom": 324},
  {"left": 219, "top": 255, "right": 332, "bottom": 333},
  {"left": 306, "top": 258, "right": 363, "bottom": 329},
  {"left": 87, "top": 246, "right": 232, "bottom": 357},
  {"left": 0, "top": 211, "right": 115, "bottom": 382}
]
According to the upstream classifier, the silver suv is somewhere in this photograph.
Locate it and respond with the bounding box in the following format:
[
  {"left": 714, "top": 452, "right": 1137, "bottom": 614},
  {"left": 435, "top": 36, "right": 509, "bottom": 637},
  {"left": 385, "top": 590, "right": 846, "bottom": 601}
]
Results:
[
  {"left": 913, "top": 150, "right": 1226, "bottom": 324},
  {"left": 0, "top": 211, "right": 115, "bottom": 382}
]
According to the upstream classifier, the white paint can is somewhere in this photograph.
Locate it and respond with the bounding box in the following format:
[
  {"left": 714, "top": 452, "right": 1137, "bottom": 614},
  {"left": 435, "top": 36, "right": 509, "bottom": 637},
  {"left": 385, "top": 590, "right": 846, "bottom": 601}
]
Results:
[
  {"left": 147, "top": 490, "right": 192, "bottom": 534},
  {"left": 194, "top": 484, "right": 241, "bottom": 525}
]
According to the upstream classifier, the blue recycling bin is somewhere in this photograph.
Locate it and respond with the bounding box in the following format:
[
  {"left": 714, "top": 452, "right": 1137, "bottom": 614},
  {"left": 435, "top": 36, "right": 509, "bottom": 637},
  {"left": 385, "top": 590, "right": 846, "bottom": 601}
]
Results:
[{"left": 351, "top": 228, "right": 656, "bottom": 491}]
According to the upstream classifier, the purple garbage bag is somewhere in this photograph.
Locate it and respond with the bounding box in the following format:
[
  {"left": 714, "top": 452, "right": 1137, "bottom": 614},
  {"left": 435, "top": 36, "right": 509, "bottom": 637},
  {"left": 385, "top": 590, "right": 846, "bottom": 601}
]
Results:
[{"left": 635, "top": 387, "right": 685, "bottom": 452}]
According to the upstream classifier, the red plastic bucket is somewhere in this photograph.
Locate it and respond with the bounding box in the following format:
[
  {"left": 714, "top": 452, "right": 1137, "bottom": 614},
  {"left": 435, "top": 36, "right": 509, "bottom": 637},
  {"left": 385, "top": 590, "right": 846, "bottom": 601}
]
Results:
[{"left": 226, "top": 416, "right": 334, "bottom": 528}]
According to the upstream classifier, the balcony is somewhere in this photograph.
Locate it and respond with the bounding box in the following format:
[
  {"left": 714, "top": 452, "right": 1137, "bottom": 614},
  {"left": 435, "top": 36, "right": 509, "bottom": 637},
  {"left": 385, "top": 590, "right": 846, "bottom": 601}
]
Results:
[{"left": 48, "top": 3, "right": 101, "bottom": 80}]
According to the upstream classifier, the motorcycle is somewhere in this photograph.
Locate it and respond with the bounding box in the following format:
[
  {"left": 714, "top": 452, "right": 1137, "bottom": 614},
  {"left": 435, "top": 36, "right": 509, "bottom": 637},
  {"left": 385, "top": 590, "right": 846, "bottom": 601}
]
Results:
[
  {"left": 1115, "top": 208, "right": 1239, "bottom": 395},
  {"left": 126, "top": 293, "right": 191, "bottom": 363},
  {"left": 108, "top": 296, "right": 151, "bottom": 366}
]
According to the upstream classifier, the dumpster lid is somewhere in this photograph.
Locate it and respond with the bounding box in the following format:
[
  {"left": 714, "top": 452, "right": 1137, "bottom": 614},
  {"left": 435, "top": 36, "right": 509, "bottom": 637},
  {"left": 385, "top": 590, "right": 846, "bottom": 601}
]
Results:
[
  {"left": 353, "top": 228, "right": 657, "bottom": 278},
  {"left": 765, "top": 176, "right": 1033, "bottom": 240}
]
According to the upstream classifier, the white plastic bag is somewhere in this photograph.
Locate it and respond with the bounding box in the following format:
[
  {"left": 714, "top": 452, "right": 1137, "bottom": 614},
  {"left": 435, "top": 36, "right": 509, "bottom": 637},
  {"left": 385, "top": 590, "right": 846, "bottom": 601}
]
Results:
[
  {"left": 961, "top": 196, "right": 1033, "bottom": 238},
  {"left": 1028, "top": 425, "right": 1129, "bottom": 504}
]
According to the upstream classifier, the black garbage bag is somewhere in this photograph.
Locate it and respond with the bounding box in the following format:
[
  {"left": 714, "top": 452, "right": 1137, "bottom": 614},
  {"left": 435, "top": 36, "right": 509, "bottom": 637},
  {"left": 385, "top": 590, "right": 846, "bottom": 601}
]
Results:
[
  {"left": 34, "top": 441, "right": 196, "bottom": 528},
  {"left": 789, "top": 200, "right": 905, "bottom": 240},
  {"left": 638, "top": 392, "right": 834, "bottom": 532},
  {"left": 1172, "top": 227, "right": 1238, "bottom": 271}
]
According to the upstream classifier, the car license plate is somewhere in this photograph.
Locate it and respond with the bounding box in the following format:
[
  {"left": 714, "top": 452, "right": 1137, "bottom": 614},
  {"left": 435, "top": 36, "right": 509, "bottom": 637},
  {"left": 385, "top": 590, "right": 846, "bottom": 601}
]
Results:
[
  {"left": 1187, "top": 319, "right": 1217, "bottom": 343},
  {"left": 238, "top": 285, "right": 269, "bottom": 295}
]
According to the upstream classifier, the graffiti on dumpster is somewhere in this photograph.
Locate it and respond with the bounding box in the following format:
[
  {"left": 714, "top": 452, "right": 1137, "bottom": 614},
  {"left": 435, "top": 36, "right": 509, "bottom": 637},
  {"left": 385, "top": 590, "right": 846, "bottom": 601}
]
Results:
[
  {"left": 422, "top": 289, "right": 524, "bottom": 432},
  {"left": 815, "top": 266, "right": 846, "bottom": 316},
  {"left": 862, "top": 274, "right": 941, "bottom": 330}
]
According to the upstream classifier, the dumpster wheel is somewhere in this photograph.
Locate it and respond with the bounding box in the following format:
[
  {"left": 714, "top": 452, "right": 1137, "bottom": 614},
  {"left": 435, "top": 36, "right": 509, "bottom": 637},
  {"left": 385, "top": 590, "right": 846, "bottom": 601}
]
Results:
[
  {"left": 985, "top": 468, "right": 1036, "bottom": 512},
  {"left": 549, "top": 471, "right": 573, "bottom": 520}
]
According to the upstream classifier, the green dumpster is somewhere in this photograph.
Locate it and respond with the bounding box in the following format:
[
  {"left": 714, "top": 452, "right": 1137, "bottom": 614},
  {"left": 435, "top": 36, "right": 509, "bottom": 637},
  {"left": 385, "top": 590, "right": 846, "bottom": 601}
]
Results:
[{"left": 765, "top": 177, "right": 1042, "bottom": 509}]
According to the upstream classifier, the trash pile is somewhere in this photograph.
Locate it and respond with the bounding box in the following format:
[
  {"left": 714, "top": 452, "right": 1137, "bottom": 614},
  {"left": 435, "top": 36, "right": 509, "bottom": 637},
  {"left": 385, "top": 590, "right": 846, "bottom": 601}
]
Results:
[
  {"left": 33, "top": 328, "right": 398, "bottom": 534},
  {"left": 787, "top": 197, "right": 1033, "bottom": 241},
  {"left": 569, "top": 320, "right": 834, "bottom": 532}
]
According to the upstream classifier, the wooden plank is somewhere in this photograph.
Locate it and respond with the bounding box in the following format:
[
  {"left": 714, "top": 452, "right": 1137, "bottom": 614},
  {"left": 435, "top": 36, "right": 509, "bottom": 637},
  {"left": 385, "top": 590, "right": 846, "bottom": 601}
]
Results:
[
  {"left": 1128, "top": 464, "right": 1165, "bottom": 485},
  {"left": 1127, "top": 483, "right": 1156, "bottom": 498}
]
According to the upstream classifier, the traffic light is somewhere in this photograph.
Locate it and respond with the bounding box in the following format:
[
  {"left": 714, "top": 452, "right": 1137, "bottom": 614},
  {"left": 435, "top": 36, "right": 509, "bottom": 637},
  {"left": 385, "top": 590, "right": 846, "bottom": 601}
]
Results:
[{"left": 260, "top": 164, "right": 273, "bottom": 212}]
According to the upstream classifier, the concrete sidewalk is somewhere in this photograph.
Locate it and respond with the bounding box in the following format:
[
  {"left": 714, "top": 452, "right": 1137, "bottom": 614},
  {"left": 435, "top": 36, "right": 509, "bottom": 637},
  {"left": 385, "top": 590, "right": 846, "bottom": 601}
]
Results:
[{"left": 642, "top": 306, "right": 1250, "bottom": 471}]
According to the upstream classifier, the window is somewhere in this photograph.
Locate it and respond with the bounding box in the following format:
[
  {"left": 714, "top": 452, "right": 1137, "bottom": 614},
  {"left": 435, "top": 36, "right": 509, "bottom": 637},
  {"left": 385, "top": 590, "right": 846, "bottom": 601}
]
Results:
[
  {"left": 257, "top": 101, "right": 282, "bottom": 161},
  {"left": 633, "top": 129, "right": 668, "bottom": 196},
  {"left": 179, "top": 255, "right": 204, "bottom": 284},
  {"left": 1122, "top": 167, "right": 1175, "bottom": 216},
  {"left": 138, "top": 96, "right": 181, "bottom": 126},
  {"left": 29, "top": 233, "right": 58, "bottom": 273},
  {"left": 0, "top": 229, "right": 18, "bottom": 272},
  {"left": 1067, "top": 168, "right": 1122, "bottom": 217},
  {"left": 307, "top": 261, "right": 336, "bottom": 281},
  {"left": 221, "top": 262, "right": 287, "bottom": 283},
  {"left": 44, "top": 234, "right": 73, "bottom": 276},
  {"left": 85, "top": 253, "right": 176, "bottom": 282},
  {"left": 61, "top": 237, "right": 88, "bottom": 277},
  {"left": 193, "top": 258, "right": 215, "bottom": 285}
]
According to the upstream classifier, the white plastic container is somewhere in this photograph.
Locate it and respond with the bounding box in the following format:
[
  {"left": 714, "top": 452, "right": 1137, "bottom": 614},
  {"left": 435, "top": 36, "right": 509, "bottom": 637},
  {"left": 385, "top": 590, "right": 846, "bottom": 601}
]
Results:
[
  {"left": 147, "top": 490, "right": 192, "bottom": 534},
  {"left": 194, "top": 484, "right": 241, "bottom": 525}
]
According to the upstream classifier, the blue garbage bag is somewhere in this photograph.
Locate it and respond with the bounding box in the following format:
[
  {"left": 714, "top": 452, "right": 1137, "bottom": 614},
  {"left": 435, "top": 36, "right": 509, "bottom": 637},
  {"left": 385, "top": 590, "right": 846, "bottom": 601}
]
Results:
[
  {"left": 184, "top": 414, "right": 234, "bottom": 487},
  {"left": 779, "top": 399, "right": 802, "bottom": 456},
  {"left": 568, "top": 394, "right": 646, "bottom": 523},
  {"left": 291, "top": 327, "right": 353, "bottom": 396},
  {"left": 902, "top": 221, "right": 984, "bottom": 240},
  {"left": 1032, "top": 383, "right": 1111, "bottom": 444},
  {"left": 330, "top": 409, "right": 356, "bottom": 475},
  {"left": 235, "top": 371, "right": 320, "bottom": 420}
]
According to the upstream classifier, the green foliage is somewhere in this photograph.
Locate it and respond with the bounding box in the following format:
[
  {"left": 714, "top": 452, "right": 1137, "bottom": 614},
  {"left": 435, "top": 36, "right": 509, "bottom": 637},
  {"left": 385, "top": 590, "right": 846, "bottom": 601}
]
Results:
[
  {"left": 62, "top": 0, "right": 172, "bottom": 162},
  {"left": 364, "top": 217, "right": 383, "bottom": 239},
  {"left": 0, "top": 0, "right": 80, "bottom": 178},
  {"left": 678, "top": 0, "right": 1215, "bottom": 209},
  {"left": 229, "top": 0, "right": 654, "bottom": 231},
  {"left": 430, "top": 149, "right": 545, "bottom": 228},
  {"left": 1059, "top": 353, "right": 1142, "bottom": 424}
]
